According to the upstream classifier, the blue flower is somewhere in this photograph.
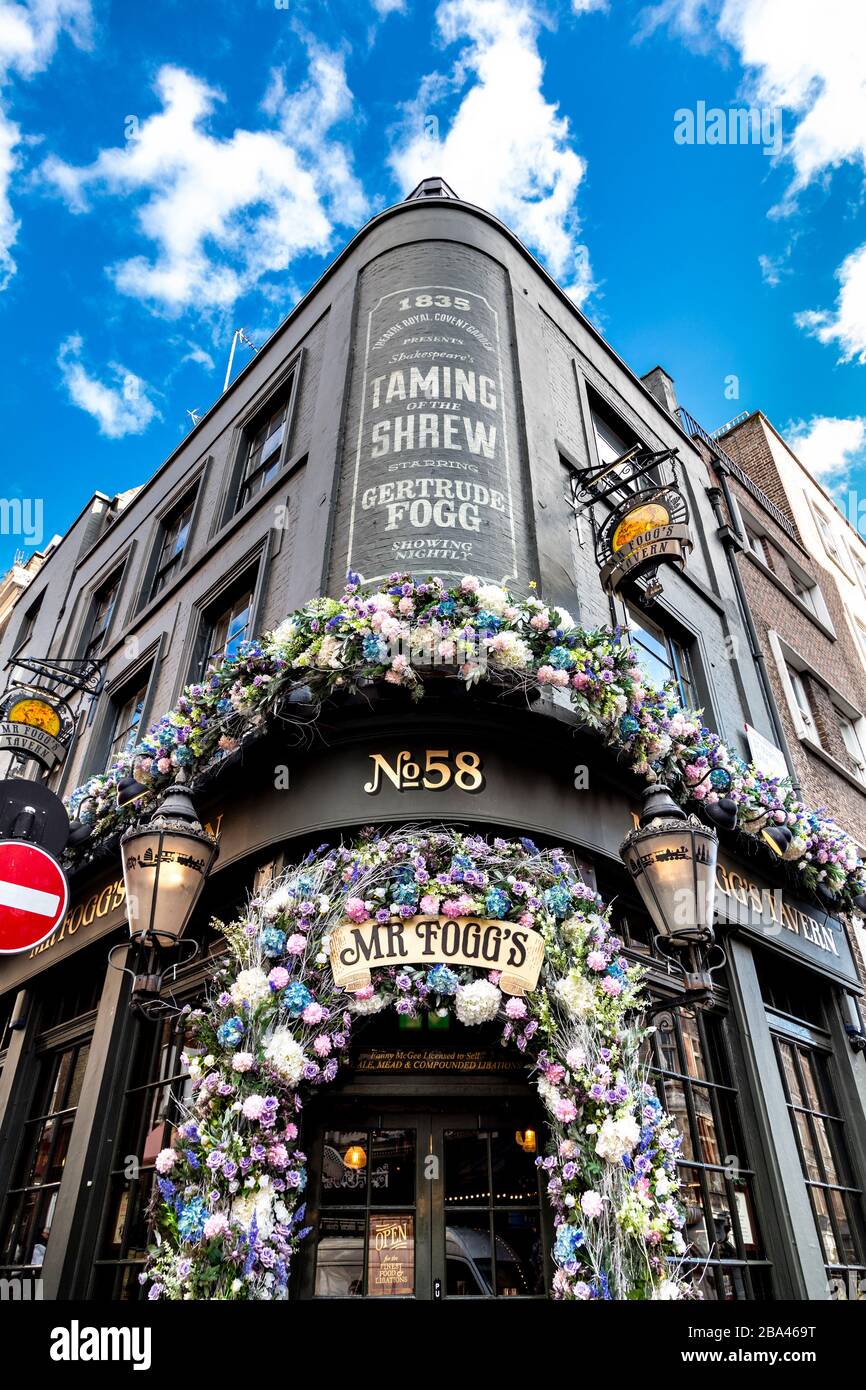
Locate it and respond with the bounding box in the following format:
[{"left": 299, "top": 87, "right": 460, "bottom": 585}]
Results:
[
  {"left": 261, "top": 927, "right": 286, "bottom": 957},
  {"left": 475, "top": 610, "right": 501, "bottom": 631},
  {"left": 177, "top": 1197, "right": 207, "bottom": 1242},
  {"left": 485, "top": 886, "right": 511, "bottom": 917},
  {"left": 544, "top": 884, "right": 572, "bottom": 918},
  {"left": 553, "top": 1224, "right": 585, "bottom": 1265},
  {"left": 283, "top": 981, "right": 314, "bottom": 1017},
  {"left": 619, "top": 714, "right": 640, "bottom": 737},
  {"left": 426, "top": 964, "right": 459, "bottom": 996},
  {"left": 363, "top": 634, "right": 387, "bottom": 661},
  {"left": 392, "top": 882, "right": 418, "bottom": 906},
  {"left": 710, "top": 767, "right": 732, "bottom": 791},
  {"left": 547, "top": 645, "right": 576, "bottom": 670},
  {"left": 217, "top": 1016, "right": 246, "bottom": 1047}
]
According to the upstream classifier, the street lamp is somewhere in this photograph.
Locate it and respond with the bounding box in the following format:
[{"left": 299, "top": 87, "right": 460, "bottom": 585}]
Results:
[
  {"left": 113, "top": 775, "right": 218, "bottom": 1015},
  {"left": 620, "top": 782, "right": 723, "bottom": 1007}
]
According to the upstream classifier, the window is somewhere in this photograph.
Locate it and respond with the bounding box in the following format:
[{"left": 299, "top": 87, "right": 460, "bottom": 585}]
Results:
[
  {"left": 0, "top": 1041, "right": 91, "bottom": 1278},
  {"left": 746, "top": 527, "right": 773, "bottom": 569},
  {"left": 90, "top": 1012, "right": 195, "bottom": 1299},
  {"left": 853, "top": 552, "right": 866, "bottom": 597},
  {"left": 13, "top": 592, "right": 42, "bottom": 653},
  {"left": 856, "top": 622, "right": 866, "bottom": 666},
  {"left": 626, "top": 605, "right": 696, "bottom": 707},
  {"left": 646, "top": 1009, "right": 771, "bottom": 1299},
  {"left": 814, "top": 506, "right": 840, "bottom": 561},
  {"left": 194, "top": 586, "right": 253, "bottom": 680},
  {"left": 149, "top": 493, "right": 195, "bottom": 600},
  {"left": 787, "top": 664, "right": 818, "bottom": 740},
  {"left": 591, "top": 410, "right": 631, "bottom": 469},
  {"left": 84, "top": 573, "right": 121, "bottom": 661},
  {"left": 791, "top": 572, "right": 818, "bottom": 616},
  {"left": 836, "top": 708, "right": 866, "bottom": 782},
  {"left": 774, "top": 1039, "right": 866, "bottom": 1287},
  {"left": 106, "top": 682, "right": 148, "bottom": 768},
  {"left": 237, "top": 385, "right": 294, "bottom": 512}
]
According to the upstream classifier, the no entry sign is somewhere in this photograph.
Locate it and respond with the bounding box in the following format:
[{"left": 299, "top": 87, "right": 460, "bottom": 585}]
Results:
[{"left": 0, "top": 840, "right": 69, "bottom": 954}]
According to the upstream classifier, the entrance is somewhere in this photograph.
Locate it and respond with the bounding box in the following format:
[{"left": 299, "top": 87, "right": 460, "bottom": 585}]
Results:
[{"left": 300, "top": 1102, "right": 550, "bottom": 1299}]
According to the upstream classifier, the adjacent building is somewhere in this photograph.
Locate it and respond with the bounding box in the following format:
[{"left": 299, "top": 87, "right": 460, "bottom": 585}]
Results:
[{"left": 0, "top": 183, "right": 864, "bottom": 1302}]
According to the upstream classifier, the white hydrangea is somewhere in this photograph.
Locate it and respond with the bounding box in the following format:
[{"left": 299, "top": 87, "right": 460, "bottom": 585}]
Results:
[
  {"left": 554, "top": 971, "right": 595, "bottom": 1019},
  {"left": 264, "top": 1028, "right": 306, "bottom": 1084},
  {"left": 454, "top": 979, "right": 502, "bottom": 1026},
  {"left": 351, "top": 992, "right": 389, "bottom": 1016},
  {"left": 230, "top": 1189, "right": 274, "bottom": 1238},
  {"left": 475, "top": 583, "right": 508, "bottom": 615},
  {"left": 268, "top": 618, "right": 298, "bottom": 648},
  {"left": 314, "top": 634, "right": 343, "bottom": 670},
  {"left": 231, "top": 968, "right": 271, "bottom": 1007},
  {"left": 263, "top": 885, "right": 293, "bottom": 920},
  {"left": 595, "top": 1114, "right": 641, "bottom": 1163},
  {"left": 555, "top": 606, "right": 576, "bottom": 630},
  {"left": 487, "top": 632, "right": 533, "bottom": 671},
  {"left": 652, "top": 1279, "right": 683, "bottom": 1301}
]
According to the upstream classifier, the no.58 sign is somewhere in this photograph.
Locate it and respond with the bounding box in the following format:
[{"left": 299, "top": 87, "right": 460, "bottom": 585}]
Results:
[{"left": 364, "top": 749, "right": 484, "bottom": 795}]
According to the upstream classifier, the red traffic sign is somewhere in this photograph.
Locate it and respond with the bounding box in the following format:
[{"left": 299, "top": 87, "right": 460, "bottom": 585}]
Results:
[{"left": 0, "top": 840, "right": 69, "bottom": 954}]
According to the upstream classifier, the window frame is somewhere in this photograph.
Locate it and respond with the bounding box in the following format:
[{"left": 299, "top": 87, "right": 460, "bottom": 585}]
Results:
[
  {"left": 147, "top": 488, "right": 199, "bottom": 603},
  {"left": 624, "top": 602, "right": 697, "bottom": 709},
  {"left": 223, "top": 354, "right": 302, "bottom": 524}
]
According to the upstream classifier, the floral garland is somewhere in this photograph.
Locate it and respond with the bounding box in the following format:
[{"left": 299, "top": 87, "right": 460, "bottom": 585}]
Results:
[
  {"left": 144, "top": 829, "right": 690, "bottom": 1301},
  {"left": 65, "top": 572, "right": 866, "bottom": 908}
]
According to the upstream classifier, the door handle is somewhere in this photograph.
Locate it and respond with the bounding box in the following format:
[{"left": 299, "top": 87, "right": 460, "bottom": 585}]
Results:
[{"left": 434, "top": 1278, "right": 442, "bottom": 1300}]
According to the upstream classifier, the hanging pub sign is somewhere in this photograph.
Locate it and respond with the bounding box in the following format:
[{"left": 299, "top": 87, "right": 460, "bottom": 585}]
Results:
[
  {"left": 597, "top": 483, "right": 693, "bottom": 598},
  {"left": 0, "top": 684, "right": 73, "bottom": 772},
  {"left": 330, "top": 914, "right": 545, "bottom": 995}
]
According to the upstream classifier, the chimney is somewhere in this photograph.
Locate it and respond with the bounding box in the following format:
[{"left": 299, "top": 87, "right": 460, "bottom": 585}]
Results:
[{"left": 641, "top": 366, "right": 679, "bottom": 418}]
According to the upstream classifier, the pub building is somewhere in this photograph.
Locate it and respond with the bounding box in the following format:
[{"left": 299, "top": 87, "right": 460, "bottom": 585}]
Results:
[{"left": 0, "top": 178, "right": 864, "bottom": 1303}]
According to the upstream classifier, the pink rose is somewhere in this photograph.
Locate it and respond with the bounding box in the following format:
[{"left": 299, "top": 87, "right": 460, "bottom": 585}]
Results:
[
  {"left": 268, "top": 967, "right": 289, "bottom": 990},
  {"left": 313, "top": 1035, "right": 332, "bottom": 1056},
  {"left": 571, "top": 671, "right": 590, "bottom": 690},
  {"left": 354, "top": 985, "right": 374, "bottom": 1001},
  {"left": 302, "top": 1002, "right": 324, "bottom": 1025},
  {"left": 155, "top": 1148, "right": 176, "bottom": 1175},
  {"left": 505, "top": 997, "right": 527, "bottom": 1019},
  {"left": 286, "top": 934, "right": 306, "bottom": 956},
  {"left": 242, "top": 1095, "right": 266, "bottom": 1120},
  {"left": 553, "top": 1097, "right": 578, "bottom": 1123},
  {"left": 601, "top": 977, "right": 622, "bottom": 997},
  {"left": 345, "top": 897, "right": 368, "bottom": 923},
  {"left": 586, "top": 950, "right": 607, "bottom": 972},
  {"left": 232, "top": 1052, "right": 255, "bottom": 1073},
  {"left": 419, "top": 894, "right": 440, "bottom": 914},
  {"left": 441, "top": 899, "right": 463, "bottom": 917},
  {"left": 285, "top": 1122, "right": 298, "bottom": 1141}
]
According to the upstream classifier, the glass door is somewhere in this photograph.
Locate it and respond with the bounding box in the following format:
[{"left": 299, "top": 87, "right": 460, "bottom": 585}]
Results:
[
  {"left": 307, "top": 1110, "right": 430, "bottom": 1299},
  {"left": 303, "top": 1104, "right": 550, "bottom": 1299},
  {"left": 434, "top": 1113, "right": 549, "bottom": 1299}
]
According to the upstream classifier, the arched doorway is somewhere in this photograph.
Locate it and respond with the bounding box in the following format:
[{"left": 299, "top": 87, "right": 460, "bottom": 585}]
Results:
[{"left": 297, "top": 1015, "right": 550, "bottom": 1299}]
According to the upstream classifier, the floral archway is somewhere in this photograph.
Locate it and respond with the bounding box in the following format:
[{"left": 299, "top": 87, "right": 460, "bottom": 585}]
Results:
[{"left": 145, "top": 828, "right": 690, "bottom": 1302}]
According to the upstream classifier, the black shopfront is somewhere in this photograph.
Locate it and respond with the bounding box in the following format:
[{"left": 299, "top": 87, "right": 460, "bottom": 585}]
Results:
[{"left": 1, "top": 694, "right": 864, "bottom": 1302}]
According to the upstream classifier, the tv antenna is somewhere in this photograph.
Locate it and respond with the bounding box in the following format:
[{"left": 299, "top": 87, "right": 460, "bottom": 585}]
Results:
[
  {"left": 186, "top": 408, "right": 200, "bottom": 428},
  {"left": 223, "top": 328, "right": 257, "bottom": 393}
]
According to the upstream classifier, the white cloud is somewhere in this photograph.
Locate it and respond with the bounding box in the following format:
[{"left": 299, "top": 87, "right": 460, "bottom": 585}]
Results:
[
  {"left": 642, "top": 0, "right": 866, "bottom": 360},
  {"left": 571, "top": 0, "right": 608, "bottom": 12},
  {"left": 0, "top": 0, "right": 93, "bottom": 289},
  {"left": 786, "top": 414, "right": 866, "bottom": 487},
  {"left": 371, "top": 0, "right": 407, "bottom": 14},
  {"left": 57, "top": 334, "right": 159, "bottom": 437},
  {"left": 388, "top": 0, "right": 594, "bottom": 303},
  {"left": 42, "top": 45, "right": 367, "bottom": 315},
  {"left": 796, "top": 239, "right": 866, "bottom": 364}
]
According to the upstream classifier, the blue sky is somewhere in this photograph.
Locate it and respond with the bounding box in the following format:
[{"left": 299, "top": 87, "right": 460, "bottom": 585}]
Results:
[{"left": 1, "top": 0, "right": 865, "bottom": 569}]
